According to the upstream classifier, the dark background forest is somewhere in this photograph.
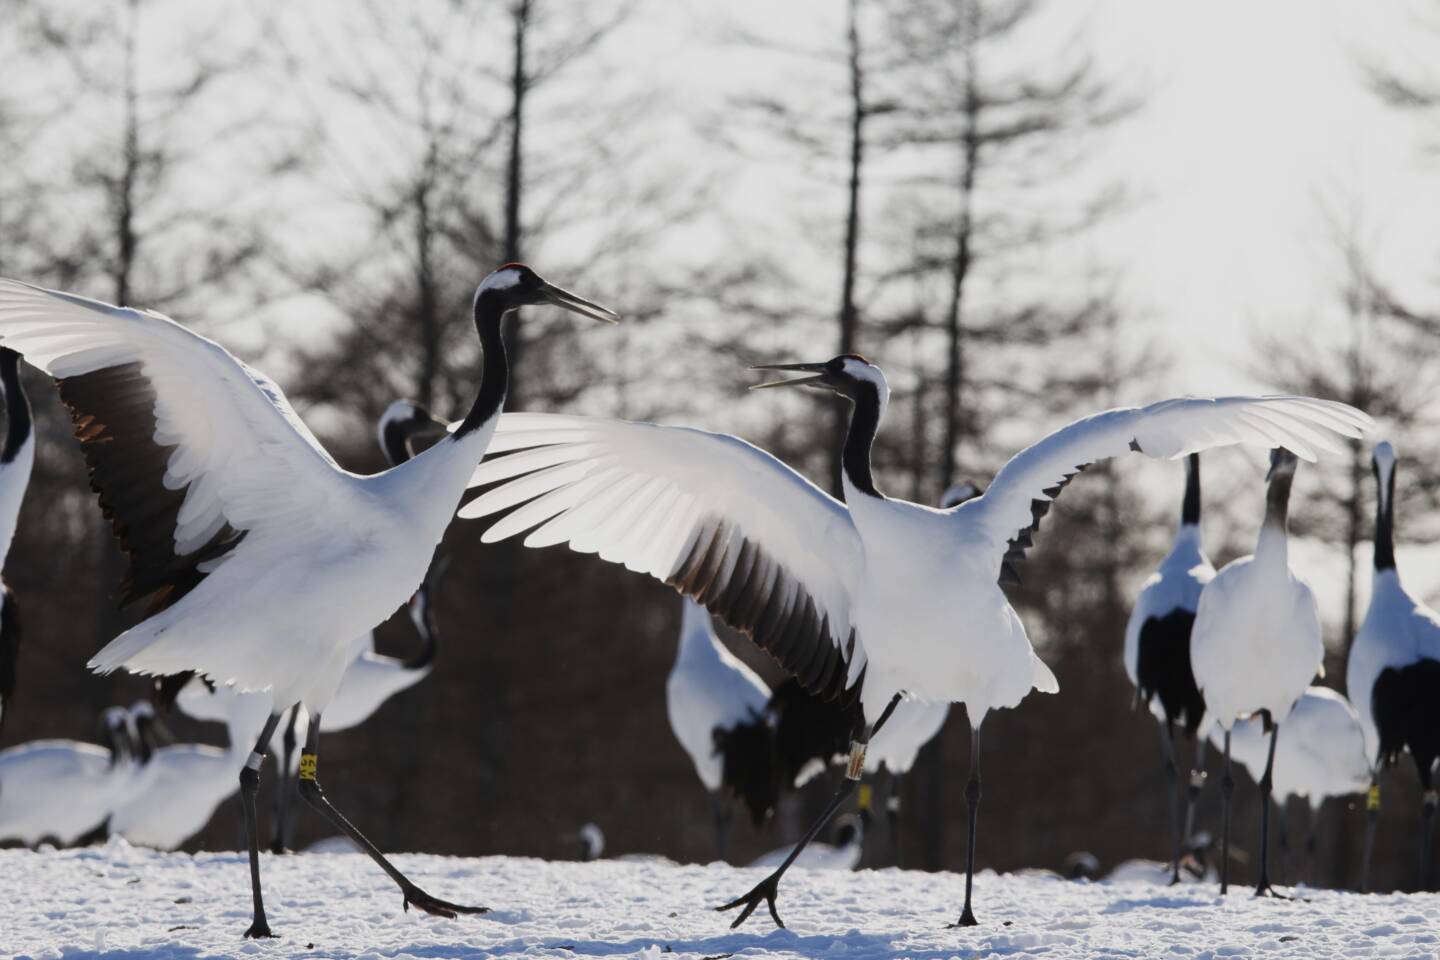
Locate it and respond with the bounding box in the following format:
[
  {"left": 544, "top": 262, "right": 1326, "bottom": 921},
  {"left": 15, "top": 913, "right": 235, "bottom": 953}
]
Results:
[{"left": 3, "top": 0, "right": 1440, "bottom": 895}]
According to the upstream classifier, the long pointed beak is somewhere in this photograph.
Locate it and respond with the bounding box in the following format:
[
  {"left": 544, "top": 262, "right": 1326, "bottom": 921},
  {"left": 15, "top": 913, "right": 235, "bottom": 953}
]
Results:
[
  {"left": 540, "top": 281, "right": 621, "bottom": 324},
  {"left": 750, "top": 361, "right": 828, "bottom": 390}
]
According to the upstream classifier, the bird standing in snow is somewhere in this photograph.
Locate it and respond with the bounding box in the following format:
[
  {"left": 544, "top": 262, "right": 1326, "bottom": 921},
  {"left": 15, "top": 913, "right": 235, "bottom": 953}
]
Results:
[
  {"left": 1347, "top": 441, "right": 1440, "bottom": 891},
  {"left": 667, "top": 597, "right": 776, "bottom": 860},
  {"left": 462, "top": 352, "right": 1368, "bottom": 927},
  {"left": 1191, "top": 448, "right": 1325, "bottom": 897},
  {"left": 0, "top": 707, "right": 136, "bottom": 846},
  {"left": 0, "top": 264, "right": 618, "bottom": 937},
  {"left": 1123, "top": 453, "right": 1214, "bottom": 883},
  {"left": 0, "top": 348, "right": 34, "bottom": 738},
  {"left": 1220, "top": 685, "right": 1370, "bottom": 887}
]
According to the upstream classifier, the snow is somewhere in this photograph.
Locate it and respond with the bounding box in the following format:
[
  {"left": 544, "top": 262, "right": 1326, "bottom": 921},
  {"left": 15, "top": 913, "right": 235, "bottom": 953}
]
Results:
[{"left": 4, "top": 839, "right": 1438, "bottom": 959}]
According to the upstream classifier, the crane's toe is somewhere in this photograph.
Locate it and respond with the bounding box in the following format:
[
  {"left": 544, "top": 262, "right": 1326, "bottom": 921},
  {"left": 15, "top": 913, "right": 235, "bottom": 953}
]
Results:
[
  {"left": 716, "top": 874, "right": 784, "bottom": 929},
  {"left": 402, "top": 884, "right": 490, "bottom": 918}
]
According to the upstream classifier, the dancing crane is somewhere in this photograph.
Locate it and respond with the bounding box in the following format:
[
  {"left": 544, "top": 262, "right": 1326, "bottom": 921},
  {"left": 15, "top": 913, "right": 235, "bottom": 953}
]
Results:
[
  {"left": 462, "top": 353, "right": 1368, "bottom": 927},
  {"left": 0, "top": 264, "right": 617, "bottom": 937}
]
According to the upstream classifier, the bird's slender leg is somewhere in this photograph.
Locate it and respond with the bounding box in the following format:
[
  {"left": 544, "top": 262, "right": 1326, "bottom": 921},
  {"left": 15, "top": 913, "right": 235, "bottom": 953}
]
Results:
[
  {"left": 295, "top": 712, "right": 489, "bottom": 918},
  {"left": 1419, "top": 788, "right": 1437, "bottom": 891},
  {"left": 885, "top": 769, "right": 903, "bottom": 867},
  {"left": 270, "top": 704, "right": 300, "bottom": 854},
  {"left": 1183, "top": 734, "right": 1207, "bottom": 846},
  {"left": 241, "top": 712, "right": 284, "bottom": 939},
  {"left": 718, "top": 693, "right": 902, "bottom": 929},
  {"left": 1159, "top": 723, "right": 1183, "bottom": 885},
  {"left": 1274, "top": 796, "right": 1290, "bottom": 887},
  {"left": 1254, "top": 718, "right": 1283, "bottom": 898},
  {"left": 1220, "top": 729, "right": 1234, "bottom": 895},
  {"left": 1360, "top": 779, "right": 1380, "bottom": 893},
  {"left": 710, "top": 790, "right": 732, "bottom": 863},
  {"left": 1302, "top": 802, "right": 1317, "bottom": 889},
  {"left": 953, "top": 723, "right": 983, "bottom": 927}
]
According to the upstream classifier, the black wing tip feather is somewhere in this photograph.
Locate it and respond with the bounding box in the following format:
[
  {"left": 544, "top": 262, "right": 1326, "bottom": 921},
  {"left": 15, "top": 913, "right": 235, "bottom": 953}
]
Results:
[
  {"left": 57, "top": 363, "right": 247, "bottom": 616},
  {"left": 1135, "top": 610, "right": 1206, "bottom": 737},
  {"left": 768, "top": 676, "right": 862, "bottom": 787},
  {"left": 1373, "top": 658, "right": 1440, "bottom": 788},
  {"left": 666, "top": 518, "right": 854, "bottom": 704},
  {"left": 714, "top": 715, "right": 782, "bottom": 827},
  {"left": 1000, "top": 465, "right": 1089, "bottom": 585}
]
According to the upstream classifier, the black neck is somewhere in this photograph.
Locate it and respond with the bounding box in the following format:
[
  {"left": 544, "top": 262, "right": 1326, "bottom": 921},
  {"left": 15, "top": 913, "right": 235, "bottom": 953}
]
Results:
[
  {"left": 0, "top": 349, "right": 30, "bottom": 464},
  {"left": 840, "top": 383, "right": 883, "bottom": 499},
  {"left": 1181, "top": 453, "right": 1200, "bottom": 526},
  {"left": 403, "top": 605, "right": 439, "bottom": 671},
  {"left": 381, "top": 421, "right": 413, "bottom": 468},
  {"left": 1375, "top": 466, "right": 1396, "bottom": 571},
  {"left": 1264, "top": 470, "right": 1293, "bottom": 532},
  {"left": 454, "top": 293, "right": 510, "bottom": 439}
]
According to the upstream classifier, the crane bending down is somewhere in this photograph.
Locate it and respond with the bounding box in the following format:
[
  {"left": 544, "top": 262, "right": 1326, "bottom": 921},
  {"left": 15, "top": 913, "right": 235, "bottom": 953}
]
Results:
[
  {"left": 461, "top": 353, "right": 1370, "bottom": 928},
  {"left": 0, "top": 265, "right": 618, "bottom": 937}
]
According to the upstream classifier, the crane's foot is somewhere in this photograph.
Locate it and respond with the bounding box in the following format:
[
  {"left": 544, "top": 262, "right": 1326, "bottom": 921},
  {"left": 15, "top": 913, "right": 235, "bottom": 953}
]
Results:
[
  {"left": 1254, "top": 882, "right": 1297, "bottom": 901},
  {"left": 402, "top": 884, "right": 490, "bottom": 918},
  {"left": 243, "top": 918, "right": 277, "bottom": 939},
  {"left": 948, "top": 905, "right": 979, "bottom": 928},
  {"left": 717, "top": 872, "right": 784, "bottom": 929}
]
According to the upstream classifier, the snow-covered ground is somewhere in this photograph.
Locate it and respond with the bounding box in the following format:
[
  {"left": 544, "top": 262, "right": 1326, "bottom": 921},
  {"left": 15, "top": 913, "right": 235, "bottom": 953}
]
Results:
[{"left": 4, "top": 840, "right": 1437, "bottom": 960}]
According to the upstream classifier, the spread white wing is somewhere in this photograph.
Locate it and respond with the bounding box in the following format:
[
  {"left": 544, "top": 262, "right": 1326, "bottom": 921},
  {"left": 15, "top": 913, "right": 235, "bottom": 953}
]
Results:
[
  {"left": 960, "top": 396, "right": 1372, "bottom": 567},
  {"left": 462, "top": 413, "right": 866, "bottom": 699},
  {"left": 0, "top": 279, "right": 354, "bottom": 614}
]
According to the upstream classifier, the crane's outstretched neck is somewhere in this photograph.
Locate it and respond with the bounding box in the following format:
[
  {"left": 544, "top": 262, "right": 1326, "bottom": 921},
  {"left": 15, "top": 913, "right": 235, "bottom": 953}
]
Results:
[
  {"left": 841, "top": 382, "right": 884, "bottom": 499},
  {"left": 1256, "top": 460, "right": 1294, "bottom": 566},
  {"left": 1374, "top": 452, "right": 1396, "bottom": 572},
  {"left": 1181, "top": 452, "right": 1200, "bottom": 529},
  {"left": 0, "top": 347, "right": 31, "bottom": 464},
  {"left": 454, "top": 293, "right": 510, "bottom": 440}
]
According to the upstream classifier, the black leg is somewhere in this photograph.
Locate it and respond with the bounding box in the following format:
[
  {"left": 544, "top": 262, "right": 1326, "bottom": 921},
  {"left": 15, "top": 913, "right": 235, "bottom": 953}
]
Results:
[
  {"left": 718, "top": 693, "right": 902, "bottom": 929},
  {"left": 1220, "top": 729, "right": 1234, "bottom": 895},
  {"left": 1302, "top": 803, "right": 1317, "bottom": 889},
  {"left": 295, "top": 712, "right": 489, "bottom": 918},
  {"left": 1360, "top": 780, "right": 1379, "bottom": 893},
  {"left": 241, "top": 712, "right": 284, "bottom": 939},
  {"left": 953, "top": 723, "right": 983, "bottom": 927},
  {"left": 1159, "top": 724, "right": 1183, "bottom": 885},
  {"left": 1275, "top": 796, "right": 1290, "bottom": 888},
  {"left": 710, "top": 790, "right": 732, "bottom": 863},
  {"left": 1183, "top": 734, "right": 1206, "bottom": 846},
  {"left": 1419, "top": 789, "right": 1437, "bottom": 891},
  {"left": 270, "top": 705, "right": 300, "bottom": 855},
  {"left": 885, "top": 770, "right": 903, "bottom": 867},
  {"left": 1254, "top": 719, "right": 1281, "bottom": 898}
]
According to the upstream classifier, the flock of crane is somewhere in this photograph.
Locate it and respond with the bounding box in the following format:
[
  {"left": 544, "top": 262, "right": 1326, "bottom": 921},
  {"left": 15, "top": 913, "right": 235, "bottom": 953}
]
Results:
[{"left": 0, "top": 264, "right": 1430, "bottom": 940}]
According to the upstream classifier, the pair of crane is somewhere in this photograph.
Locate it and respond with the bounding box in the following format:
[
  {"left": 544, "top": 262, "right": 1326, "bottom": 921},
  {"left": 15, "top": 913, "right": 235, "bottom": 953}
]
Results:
[{"left": 0, "top": 266, "right": 1372, "bottom": 937}]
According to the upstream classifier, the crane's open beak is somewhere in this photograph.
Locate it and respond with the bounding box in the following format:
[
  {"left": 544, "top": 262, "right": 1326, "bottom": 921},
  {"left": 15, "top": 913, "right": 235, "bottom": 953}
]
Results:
[
  {"left": 540, "top": 281, "right": 621, "bottom": 324},
  {"left": 750, "top": 361, "right": 829, "bottom": 390}
]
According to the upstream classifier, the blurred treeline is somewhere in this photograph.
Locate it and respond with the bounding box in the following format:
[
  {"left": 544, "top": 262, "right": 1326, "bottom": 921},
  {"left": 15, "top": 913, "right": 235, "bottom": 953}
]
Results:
[{"left": 2, "top": 0, "right": 1440, "bottom": 894}]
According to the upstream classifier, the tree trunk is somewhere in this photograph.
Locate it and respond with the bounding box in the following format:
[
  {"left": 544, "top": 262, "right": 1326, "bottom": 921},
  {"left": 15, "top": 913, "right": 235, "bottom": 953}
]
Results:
[
  {"left": 830, "top": 0, "right": 865, "bottom": 494},
  {"left": 503, "top": 0, "right": 530, "bottom": 407},
  {"left": 939, "top": 0, "right": 980, "bottom": 492}
]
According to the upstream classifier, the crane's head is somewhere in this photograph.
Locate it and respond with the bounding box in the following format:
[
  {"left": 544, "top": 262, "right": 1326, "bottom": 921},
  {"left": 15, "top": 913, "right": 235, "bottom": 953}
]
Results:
[
  {"left": 473, "top": 263, "right": 620, "bottom": 324},
  {"left": 378, "top": 399, "right": 447, "bottom": 467},
  {"left": 1265, "top": 447, "right": 1298, "bottom": 481},
  {"left": 750, "top": 354, "right": 889, "bottom": 407}
]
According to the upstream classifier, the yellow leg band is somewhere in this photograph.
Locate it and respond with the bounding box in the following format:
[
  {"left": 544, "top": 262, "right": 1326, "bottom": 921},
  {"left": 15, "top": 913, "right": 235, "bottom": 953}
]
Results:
[
  {"left": 858, "top": 783, "right": 873, "bottom": 812},
  {"left": 1366, "top": 784, "right": 1380, "bottom": 812},
  {"left": 299, "top": 753, "right": 318, "bottom": 782}
]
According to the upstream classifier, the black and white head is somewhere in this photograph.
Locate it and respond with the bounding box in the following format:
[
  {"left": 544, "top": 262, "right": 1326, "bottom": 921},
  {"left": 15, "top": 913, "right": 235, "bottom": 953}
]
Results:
[
  {"left": 578, "top": 822, "right": 605, "bottom": 862},
  {"left": 98, "top": 706, "right": 133, "bottom": 765},
  {"left": 1372, "top": 440, "right": 1397, "bottom": 508},
  {"left": 1265, "top": 447, "right": 1299, "bottom": 481},
  {"left": 750, "top": 354, "right": 890, "bottom": 414},
  {"left": 127, "top": 700, "right": 168, "bottom": 763},
  {"left": 377, "top": 400, "right": 446, "bottom": 467},
  {"left": 473, "top": 263, "right": 620, "bottom": 325},
  {"left": 941, "top": 480, "right": 984, "bottom": 509}
]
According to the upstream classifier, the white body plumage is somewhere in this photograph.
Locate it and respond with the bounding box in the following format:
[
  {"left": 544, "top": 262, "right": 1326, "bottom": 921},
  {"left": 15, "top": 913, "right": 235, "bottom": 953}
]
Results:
[{"left": 1218, "top": 686, "right": 1370, "bottom": 808}]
